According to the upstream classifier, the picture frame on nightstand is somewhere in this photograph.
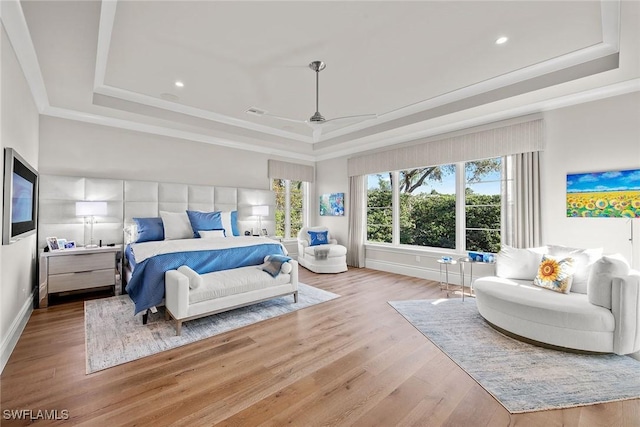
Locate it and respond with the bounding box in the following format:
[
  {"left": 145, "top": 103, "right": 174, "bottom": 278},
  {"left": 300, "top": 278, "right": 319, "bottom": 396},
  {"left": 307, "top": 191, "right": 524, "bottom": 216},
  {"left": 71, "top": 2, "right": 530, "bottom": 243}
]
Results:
[
  {"left": 64, "top": 240, "right": 76, "bottom": 249},
  {"left": 46, "top": 236, "right": 60, "bottom": 251}
]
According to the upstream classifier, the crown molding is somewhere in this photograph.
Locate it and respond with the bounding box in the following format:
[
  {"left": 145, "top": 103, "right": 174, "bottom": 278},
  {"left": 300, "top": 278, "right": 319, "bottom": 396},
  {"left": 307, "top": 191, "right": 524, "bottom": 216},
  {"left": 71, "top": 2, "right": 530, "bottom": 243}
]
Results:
[
  {"left": 314, "top": 78, "right": 640, "bottom": 162},
  {"left": 42, "top": 106, "right": 316, "bottom": 162},
  {"left": 0, "top": 0, "right": 49, "bottom": 112}
]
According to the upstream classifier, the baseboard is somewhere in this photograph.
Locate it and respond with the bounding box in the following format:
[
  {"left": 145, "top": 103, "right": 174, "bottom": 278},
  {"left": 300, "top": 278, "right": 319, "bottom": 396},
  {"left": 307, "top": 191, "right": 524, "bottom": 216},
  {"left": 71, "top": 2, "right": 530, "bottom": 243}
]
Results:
[
  {"left": 0, "top": 290, "right": 34, "bottom": 374},
  {"left": 365, "top": 259, "right": 463, "bottom": 285}
]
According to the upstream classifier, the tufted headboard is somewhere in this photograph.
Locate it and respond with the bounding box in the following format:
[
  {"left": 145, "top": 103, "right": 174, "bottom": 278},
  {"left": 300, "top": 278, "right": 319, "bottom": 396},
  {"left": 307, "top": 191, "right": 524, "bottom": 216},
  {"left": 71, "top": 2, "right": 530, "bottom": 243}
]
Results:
[{"left": 38, "top": 174, "right": 275, "bottom": 250}]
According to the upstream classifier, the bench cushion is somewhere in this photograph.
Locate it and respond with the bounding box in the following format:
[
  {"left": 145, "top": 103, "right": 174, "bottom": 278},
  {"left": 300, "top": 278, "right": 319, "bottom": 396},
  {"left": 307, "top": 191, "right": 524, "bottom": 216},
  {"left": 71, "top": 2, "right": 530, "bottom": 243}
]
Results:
[{"left": 189, "top": 265, "right": 291, "bottom": 304}]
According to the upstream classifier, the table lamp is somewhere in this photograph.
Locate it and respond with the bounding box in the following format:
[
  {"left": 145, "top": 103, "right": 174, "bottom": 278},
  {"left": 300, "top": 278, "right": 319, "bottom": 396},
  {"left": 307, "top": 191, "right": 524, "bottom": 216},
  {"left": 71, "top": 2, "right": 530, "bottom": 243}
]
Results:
[
  {"left": 251, "top": 205, "right": 269, "bottom": 236},
  {"left": 76, "top": 201, "right": 107, "bottom": 248}
]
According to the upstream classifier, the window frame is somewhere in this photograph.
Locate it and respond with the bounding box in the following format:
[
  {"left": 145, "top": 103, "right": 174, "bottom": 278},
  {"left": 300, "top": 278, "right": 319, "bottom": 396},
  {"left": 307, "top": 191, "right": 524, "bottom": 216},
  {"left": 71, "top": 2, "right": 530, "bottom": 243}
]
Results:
[
  {"left": 365, "top": 157, "right": 504, "bottom": 253},
  {"left": 272, "top": 179, "right": 308, "bottom": 240}
]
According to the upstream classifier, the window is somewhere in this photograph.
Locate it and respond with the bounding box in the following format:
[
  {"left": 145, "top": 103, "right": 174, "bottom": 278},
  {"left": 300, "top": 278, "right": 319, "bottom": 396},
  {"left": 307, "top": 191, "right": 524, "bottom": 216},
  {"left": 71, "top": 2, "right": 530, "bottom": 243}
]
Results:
[
  {"left": 366, "top": 157, "right": 503, "bottom": 253},
  {"left": 465, "top": 159, "right": 502, "bottom": 253},
  {"left": 398, "top": 166, "right": 456, "bottom": 249},
  {"left": 366, "top": 174, "right": 392, "bottom": 243},
  {"left": 273, "top": 179, "right": 305, "bottom": 239}
]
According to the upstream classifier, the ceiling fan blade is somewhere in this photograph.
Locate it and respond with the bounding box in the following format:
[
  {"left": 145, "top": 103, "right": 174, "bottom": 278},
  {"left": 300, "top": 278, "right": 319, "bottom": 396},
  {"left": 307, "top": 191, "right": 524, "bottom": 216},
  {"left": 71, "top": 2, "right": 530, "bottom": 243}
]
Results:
[{"left": 322, "top": 114, "right": 378, "bottom": 125}]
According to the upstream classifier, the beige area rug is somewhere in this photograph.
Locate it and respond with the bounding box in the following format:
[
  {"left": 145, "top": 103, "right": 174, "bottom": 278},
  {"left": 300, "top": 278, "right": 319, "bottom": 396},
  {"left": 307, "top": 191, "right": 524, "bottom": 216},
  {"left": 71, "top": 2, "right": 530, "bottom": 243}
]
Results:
[
  {"left": 389, "top": 298, "right": 640, "bottom": 414},
  {"left": 85, "top": 283, "right": 338, "bottom": 374}
]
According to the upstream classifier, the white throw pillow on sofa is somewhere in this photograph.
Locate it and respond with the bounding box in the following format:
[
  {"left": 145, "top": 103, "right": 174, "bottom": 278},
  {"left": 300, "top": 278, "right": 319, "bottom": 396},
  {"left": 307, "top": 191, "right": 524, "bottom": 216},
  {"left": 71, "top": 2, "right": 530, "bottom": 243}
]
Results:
[
  {"left": 547, "top": 245, "right": 602, "bottom": 294},
  {"left": 496, "top": 245, "right": 547, "bottom": 280},
  {"left": 587, "top": 254, "right": 630, "bottom": 309}
]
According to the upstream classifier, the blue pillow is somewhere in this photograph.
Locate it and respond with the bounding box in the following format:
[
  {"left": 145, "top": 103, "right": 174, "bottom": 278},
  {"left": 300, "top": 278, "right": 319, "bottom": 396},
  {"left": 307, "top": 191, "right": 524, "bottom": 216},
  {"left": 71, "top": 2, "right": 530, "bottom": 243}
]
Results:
[
  {"left": 230, "top": 210, "right": 239, "bottom": 236},
  {"left": 186, "top": 210, "right": 223, "bottom": 238},
  {"left": 133, "top": 217, "right": 164, "bottom": 242},
  {"left": 308, "top": 230, "right": 329, "bottom": 246}
]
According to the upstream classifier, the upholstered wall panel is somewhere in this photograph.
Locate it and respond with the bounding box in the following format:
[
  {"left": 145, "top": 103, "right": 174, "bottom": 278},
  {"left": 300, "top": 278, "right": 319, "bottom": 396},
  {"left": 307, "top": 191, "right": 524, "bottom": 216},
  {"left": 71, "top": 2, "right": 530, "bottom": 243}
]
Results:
[
  {"left": 39, "top": 175, "right": 278, "bottom": 248},
  {"left": 39, "top": 175, "right": 124, "bottom": 250},
  {"left": 214, "top": 187, "right": 238, "bottom": 213},
  {"left": 188, "top": 186, "right": 215, "bottom": 212},
  {"left": 124, "top": 181, "right": 159, "bottom": 223}
]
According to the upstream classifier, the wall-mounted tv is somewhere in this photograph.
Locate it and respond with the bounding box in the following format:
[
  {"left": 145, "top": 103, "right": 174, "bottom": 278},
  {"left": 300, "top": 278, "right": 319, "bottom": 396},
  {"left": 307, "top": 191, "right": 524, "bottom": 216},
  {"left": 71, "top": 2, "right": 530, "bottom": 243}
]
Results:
[{"left": 3, "top": 148, "right": 39, "bottom": 244}]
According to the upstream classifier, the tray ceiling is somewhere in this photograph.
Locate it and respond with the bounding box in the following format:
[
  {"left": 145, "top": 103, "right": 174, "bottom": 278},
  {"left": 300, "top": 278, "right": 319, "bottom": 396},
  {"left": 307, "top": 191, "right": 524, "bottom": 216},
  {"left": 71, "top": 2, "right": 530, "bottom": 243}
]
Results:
[{"left": 6, "top": 0, "right": 640, "bottom": 161}]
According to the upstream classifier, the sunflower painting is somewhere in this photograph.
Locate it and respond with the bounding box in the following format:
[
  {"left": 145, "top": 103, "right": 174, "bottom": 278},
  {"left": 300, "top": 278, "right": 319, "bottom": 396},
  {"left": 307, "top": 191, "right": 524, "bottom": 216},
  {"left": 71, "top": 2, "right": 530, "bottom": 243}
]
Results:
[
  {"left": 533, "top": 255, "right": 575, "bottom": 294},
  {"left": 566, "top": 169, "right": 640, "bottom": 218}
]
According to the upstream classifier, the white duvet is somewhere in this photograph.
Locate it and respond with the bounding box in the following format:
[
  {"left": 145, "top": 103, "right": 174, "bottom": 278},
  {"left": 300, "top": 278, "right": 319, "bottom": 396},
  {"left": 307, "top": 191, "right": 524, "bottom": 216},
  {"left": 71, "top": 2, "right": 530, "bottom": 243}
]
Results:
[{"left": 130, "top": 236, "right": 287, "bottom": 264}]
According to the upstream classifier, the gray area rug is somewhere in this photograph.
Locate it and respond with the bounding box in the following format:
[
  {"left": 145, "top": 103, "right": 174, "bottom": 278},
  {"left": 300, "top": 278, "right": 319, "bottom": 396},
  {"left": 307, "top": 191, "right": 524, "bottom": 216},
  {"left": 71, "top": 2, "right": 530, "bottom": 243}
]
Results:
[
  {"left": 389, "top": 298, "right": 640, "bottom": 413},
  {"left": 85, "top": 283, "right": 338, "bottom": 374}
]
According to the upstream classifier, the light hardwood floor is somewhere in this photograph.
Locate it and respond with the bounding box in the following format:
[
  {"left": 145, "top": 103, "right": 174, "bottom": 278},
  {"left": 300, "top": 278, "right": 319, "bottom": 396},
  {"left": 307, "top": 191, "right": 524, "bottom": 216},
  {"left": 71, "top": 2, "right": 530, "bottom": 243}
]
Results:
[{"left": 2, "top": 267, "right": 639, "bottom": 426}]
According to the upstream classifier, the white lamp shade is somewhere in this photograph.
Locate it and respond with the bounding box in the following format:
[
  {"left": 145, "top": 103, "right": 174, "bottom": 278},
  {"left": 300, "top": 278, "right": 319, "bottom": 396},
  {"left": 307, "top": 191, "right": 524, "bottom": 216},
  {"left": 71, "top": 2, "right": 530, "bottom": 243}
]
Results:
[
  {"left": 251, "top": 205, "right": 269, "bottom": 217},
  {"left": 76, "top": 201, "right": 108, "bottom": 216}
]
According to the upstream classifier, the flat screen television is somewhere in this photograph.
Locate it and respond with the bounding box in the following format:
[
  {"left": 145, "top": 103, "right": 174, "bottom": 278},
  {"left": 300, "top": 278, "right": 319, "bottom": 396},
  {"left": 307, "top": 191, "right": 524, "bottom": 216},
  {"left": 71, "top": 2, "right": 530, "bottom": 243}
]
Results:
[{"left": 3, "top": 148, "right": 38, "bottom": 245}]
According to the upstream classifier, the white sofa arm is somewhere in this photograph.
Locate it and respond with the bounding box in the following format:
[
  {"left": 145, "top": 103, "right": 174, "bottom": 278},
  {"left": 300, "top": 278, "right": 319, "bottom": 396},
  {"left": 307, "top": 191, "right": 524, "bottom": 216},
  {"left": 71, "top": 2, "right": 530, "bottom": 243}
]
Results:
[
  {"left": 611, "top": 271, "right": 640, "bottom": 355},
  {"left": 329, "top": 238, "right": 338, "bottom": 245},
  {"left": 165, "top": 270, "right": 190, "bottom": 319}
]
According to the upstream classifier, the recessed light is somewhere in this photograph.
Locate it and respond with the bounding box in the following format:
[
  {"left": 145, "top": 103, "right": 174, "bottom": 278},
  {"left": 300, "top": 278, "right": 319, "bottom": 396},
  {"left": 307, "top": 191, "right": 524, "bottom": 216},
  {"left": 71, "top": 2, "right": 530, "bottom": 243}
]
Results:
[
  {"left": 495, "top": 36, "right": 508, "bottom": 45},
  {"left": 174, "top": 81, "right": 184, "bottom": 88}
]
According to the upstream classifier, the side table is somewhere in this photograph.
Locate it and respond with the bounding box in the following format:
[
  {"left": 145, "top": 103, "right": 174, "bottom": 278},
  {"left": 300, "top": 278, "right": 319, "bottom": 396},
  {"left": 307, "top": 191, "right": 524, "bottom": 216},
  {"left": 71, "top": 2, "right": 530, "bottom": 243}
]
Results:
[
  {"left": 457, "top": 257, "right": 479, "bottom": 301},
  {"left": 437, "top": 258, "right": 458, "bottom": 297}
]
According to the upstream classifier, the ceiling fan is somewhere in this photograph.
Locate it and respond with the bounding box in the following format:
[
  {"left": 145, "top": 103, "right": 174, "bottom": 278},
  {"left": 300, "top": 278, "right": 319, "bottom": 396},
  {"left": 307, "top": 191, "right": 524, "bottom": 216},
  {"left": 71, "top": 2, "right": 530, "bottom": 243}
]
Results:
[{"left": 246, "top": 61, "right": 377, "bottom": 141}]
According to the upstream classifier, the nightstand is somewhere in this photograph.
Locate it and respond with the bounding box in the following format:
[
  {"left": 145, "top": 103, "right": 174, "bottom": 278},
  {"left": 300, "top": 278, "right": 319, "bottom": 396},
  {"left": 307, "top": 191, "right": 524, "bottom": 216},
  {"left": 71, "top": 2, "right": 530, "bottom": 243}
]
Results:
[{"left": 38, "top": 245, "right": 121, "bottom": 308}]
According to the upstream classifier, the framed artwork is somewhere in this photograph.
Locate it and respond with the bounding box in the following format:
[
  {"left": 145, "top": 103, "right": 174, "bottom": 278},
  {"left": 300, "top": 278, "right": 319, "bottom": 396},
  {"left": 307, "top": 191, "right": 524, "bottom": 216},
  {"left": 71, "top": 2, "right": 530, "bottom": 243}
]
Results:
[
  {"left": 320, "top": 193, "right": 345, "bottom": 216},
  {"left": 566, "top": 168, "right": 640, "bottom": 218},
  {"left": 64, "top": 241, "right": 76, "bottom": 249}
]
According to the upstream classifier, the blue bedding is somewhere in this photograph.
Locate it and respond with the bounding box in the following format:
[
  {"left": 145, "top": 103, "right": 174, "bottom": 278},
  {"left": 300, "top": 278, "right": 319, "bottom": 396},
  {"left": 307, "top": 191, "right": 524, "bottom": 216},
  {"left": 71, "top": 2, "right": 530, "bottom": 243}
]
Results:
[{"left": 125, "top": 242, "right": 285, "bottom": 314}]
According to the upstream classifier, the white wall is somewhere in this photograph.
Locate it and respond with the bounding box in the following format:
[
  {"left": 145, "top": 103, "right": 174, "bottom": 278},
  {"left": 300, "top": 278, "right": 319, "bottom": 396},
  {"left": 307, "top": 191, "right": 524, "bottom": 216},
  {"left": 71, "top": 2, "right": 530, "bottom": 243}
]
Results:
[
  {"left": 38, "top": 116, "right": 273, "bottom": 190},
  {"left": 541, "top": 92, "right": 640, "bottom": 268},
  {"left": 314, "top": 156, "right": 349, "bottom": 246},
  {"left": 1, "top": 24, "right": 40, "bottom": 372}
]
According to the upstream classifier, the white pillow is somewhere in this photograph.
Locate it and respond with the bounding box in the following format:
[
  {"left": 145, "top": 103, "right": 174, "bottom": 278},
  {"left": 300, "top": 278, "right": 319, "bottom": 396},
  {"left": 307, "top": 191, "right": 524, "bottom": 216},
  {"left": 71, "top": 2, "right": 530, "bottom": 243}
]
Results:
[
  {"left": 160, "top": 211, "right": 193, "bottom": 240},
  {"left": 587, "top": 254, "right": 630, "bottom": 309},
  {"left": 177, "top": 265, "right": 203, "bottom": 290},
  {"left": 495, "top": 245, "right": 547, "bottom": 280},
  {"left": 220, "top": 211, "right": 233, "bottom": 237},
  {"left": 547, "top": 245, "right": 602, "bottom": 294},
  {"left": 199, "top": 229, "right": 226, "bottom": 239}
]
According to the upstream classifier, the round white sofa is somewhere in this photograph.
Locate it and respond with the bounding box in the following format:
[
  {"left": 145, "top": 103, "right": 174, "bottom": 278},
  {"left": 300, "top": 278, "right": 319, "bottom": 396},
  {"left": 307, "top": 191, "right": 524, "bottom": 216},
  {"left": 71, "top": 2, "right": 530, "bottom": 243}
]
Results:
[{"left": 473, "top": 245, "right": 640, "bottom": 355}]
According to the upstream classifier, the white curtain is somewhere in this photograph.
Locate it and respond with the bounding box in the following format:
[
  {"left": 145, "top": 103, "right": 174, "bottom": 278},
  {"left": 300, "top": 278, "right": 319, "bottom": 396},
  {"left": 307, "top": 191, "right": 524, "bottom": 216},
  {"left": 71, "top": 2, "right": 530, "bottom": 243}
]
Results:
[
  {"left": 347, "top": 175, "right": 366, "bottom": 267},
  {"left": 503, "top": 152, "right": 541, "bottom": 248}
]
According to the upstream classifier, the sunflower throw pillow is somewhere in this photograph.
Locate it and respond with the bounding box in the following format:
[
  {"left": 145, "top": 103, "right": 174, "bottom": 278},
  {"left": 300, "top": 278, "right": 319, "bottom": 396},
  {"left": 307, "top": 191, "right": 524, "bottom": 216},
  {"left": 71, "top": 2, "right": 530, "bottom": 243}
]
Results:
[{"left": 533, "top": 255, "right": 576, "bottom": 294}]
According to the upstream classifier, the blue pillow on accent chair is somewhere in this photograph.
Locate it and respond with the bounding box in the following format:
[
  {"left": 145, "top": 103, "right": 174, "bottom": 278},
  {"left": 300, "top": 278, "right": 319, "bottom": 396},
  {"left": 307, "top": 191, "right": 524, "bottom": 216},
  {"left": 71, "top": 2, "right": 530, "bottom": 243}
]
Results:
[
  {"left": 133, "top": 217, "right": 164, "bottom": 242},
  {"left": 186, "top": 210, "right": 223, "bottom": 238},
  {"left": 308, "top": 230, "right": 329, "bottom": 246}
]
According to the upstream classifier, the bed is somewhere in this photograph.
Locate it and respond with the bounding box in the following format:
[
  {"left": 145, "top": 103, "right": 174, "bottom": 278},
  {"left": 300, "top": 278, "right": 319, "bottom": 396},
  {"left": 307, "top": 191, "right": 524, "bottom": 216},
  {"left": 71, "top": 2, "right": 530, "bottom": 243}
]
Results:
[
  {"left": 124, "top": 237, "right": 287, "bottom": 315},
  {"left": 119, "top": 179, "right": 280, "bottom": 320}
]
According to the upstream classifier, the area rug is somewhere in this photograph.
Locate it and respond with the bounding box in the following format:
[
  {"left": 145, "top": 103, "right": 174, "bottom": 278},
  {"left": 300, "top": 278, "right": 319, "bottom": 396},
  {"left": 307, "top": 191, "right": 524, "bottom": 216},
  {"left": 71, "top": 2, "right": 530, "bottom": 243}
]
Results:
[
  {"left": 389, "top": 298, "right": 640, "bottom": 414},
  {"left": 85, "top": 283, "right": 338, "bottom": 374}
]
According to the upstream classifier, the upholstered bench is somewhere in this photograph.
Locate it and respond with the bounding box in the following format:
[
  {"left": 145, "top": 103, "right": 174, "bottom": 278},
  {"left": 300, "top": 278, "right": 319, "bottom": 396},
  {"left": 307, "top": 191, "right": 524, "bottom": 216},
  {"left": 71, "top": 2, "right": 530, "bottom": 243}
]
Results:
[{"left": 165, "top": 259, "right": 298, "bottom": 335}]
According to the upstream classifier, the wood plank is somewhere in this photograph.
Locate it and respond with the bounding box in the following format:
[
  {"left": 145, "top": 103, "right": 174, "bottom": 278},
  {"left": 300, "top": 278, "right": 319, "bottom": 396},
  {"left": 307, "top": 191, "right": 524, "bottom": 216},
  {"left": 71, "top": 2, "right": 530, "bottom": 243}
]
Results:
[{"left": 1, "top": 267, "right": 638, "bottom": 426}]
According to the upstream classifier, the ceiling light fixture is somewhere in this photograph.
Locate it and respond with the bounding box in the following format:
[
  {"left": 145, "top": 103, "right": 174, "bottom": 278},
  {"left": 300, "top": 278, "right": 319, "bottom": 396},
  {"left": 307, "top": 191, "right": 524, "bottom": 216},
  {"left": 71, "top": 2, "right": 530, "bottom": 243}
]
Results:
[
  {"left": 495, "top": 36, "right": 509, "bottom": 45},
  {"left": 174, "top": 81, "right": 184, "bottom": 88}
]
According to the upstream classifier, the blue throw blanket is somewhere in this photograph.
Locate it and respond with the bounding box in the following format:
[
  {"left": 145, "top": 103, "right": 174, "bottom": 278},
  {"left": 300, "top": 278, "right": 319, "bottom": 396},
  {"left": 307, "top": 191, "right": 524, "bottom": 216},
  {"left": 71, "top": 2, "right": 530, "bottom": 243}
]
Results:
[{"left": 125, "top": 243, "right": 285, "bottom": 314}]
